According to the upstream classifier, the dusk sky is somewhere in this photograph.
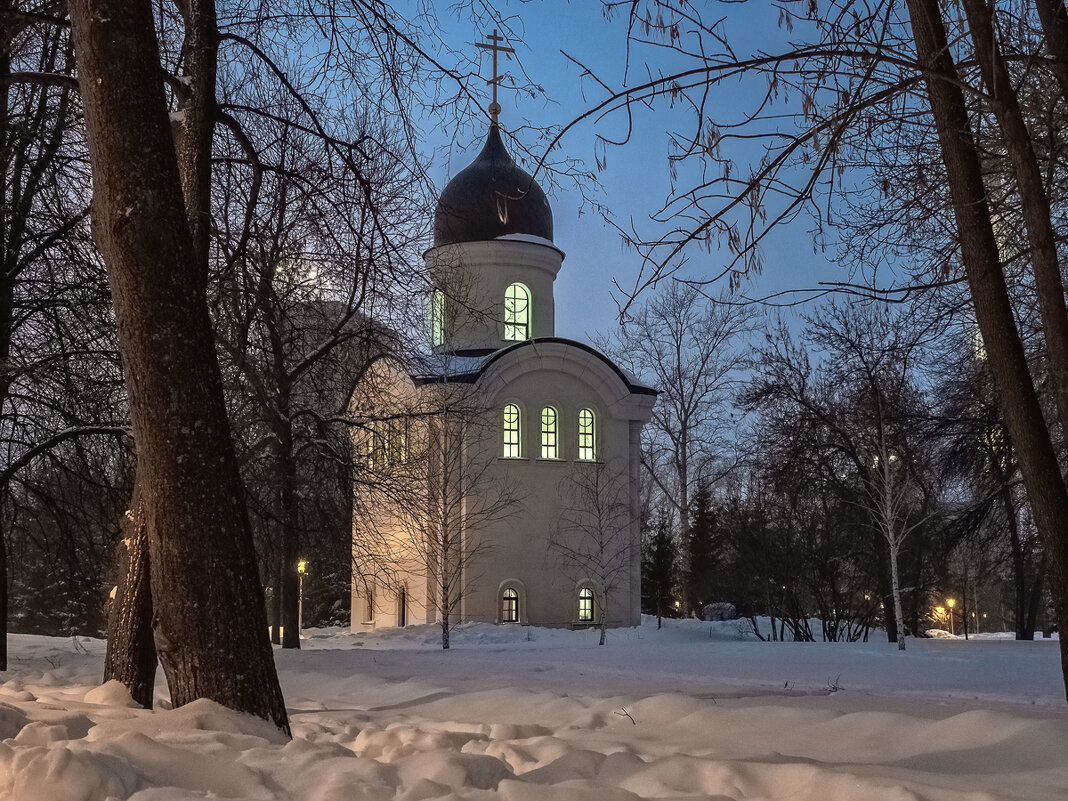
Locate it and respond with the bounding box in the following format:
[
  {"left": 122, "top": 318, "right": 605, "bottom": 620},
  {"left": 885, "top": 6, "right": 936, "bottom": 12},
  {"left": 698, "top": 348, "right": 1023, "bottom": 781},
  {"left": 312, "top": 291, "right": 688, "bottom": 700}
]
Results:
[{"left": 424, "top": 1, "right": 847, "bottom": 341}]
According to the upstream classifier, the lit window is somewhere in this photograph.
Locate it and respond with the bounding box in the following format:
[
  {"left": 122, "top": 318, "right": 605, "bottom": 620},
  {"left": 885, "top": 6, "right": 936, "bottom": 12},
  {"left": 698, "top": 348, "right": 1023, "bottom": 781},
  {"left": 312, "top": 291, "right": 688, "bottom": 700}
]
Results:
[
  {"left": 541, "top": 406, "right": 558, "bottom": 459},
  {"left": 504, "top": 283, "right": 531, "bottom": 341},
  {"left": 501, "top": 588, "right": 519, "bottom": 622},
  {"left": 578, "top": 588, "right": 594, "bottom": 622},
  {"left": 365, "top": 425, "right": 383, "bottom": 470},
  {"left": 430, "top": 289, "right": 446, "bottom": 347},
  {"left": 503, "top": 404, "right": 521, "bottom": 458},
  {"left": 577, "top": 408, "right": 596, "bottom": 461}
]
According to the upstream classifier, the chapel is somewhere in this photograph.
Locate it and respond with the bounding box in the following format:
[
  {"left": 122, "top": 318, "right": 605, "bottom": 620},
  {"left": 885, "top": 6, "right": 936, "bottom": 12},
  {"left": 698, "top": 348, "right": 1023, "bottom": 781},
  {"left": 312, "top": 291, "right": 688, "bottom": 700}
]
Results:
[{"left": 351, "top": 96, "right": 655, "bottom": 631}]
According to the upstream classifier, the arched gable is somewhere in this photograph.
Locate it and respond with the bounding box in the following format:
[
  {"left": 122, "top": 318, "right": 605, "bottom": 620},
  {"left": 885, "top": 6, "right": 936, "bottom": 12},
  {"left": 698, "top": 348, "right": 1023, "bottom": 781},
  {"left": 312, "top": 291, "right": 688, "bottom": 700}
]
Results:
[{"left": 475, "top": 339, "right": 655, "bottom": 423}]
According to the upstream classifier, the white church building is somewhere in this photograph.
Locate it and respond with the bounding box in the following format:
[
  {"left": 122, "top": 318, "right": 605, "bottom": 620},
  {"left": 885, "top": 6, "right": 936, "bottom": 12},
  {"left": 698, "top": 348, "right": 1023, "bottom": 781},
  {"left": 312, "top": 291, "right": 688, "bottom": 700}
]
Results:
[{"left": 351, "top": 119, "right": 656, "bottom": 631}]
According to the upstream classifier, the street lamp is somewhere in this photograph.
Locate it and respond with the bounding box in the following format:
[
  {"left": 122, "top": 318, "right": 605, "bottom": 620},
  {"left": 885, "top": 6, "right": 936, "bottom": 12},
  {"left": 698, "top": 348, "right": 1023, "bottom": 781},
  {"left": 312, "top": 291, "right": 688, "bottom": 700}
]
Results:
[
  {"left": 946, "top": 598, "right": 956, "bottom": 635},
  {"left": 297, "top": 559, "right": 308, "bottom": 634}
]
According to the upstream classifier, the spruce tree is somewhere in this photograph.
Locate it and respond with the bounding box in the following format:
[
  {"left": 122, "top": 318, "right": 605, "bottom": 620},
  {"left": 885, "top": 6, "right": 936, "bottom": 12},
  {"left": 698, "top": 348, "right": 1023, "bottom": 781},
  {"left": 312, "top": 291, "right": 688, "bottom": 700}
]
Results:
[
  {"left": 642, "top": 512, "right": 678, "bottom": 628},
  {"left": 684, "top": 483, "right": 718, "bottom": 618}
]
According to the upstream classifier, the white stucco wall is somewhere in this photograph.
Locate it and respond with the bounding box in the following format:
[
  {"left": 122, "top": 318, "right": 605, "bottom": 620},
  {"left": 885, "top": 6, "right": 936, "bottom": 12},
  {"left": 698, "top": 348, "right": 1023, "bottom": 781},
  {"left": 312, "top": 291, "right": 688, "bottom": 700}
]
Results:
[
  {"left": 454, "top": 341, "right": 655, "bottom": 628},
  {"left": 424, "top": 239, "right": 564, "bottom": 351}
]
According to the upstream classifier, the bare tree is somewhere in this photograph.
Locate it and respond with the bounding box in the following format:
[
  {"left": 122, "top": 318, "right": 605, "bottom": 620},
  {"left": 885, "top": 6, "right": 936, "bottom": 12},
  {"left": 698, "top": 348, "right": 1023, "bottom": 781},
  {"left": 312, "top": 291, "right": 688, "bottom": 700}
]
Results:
[
  {"left": 560, "top": 0, "right": 1068, "bottom": 696},
  {"left": 67, "top": 0, "right": 289, "bottom": 731},
  {"left": 599, "top": 283, "right": 756, "bottom": 542},
  {"left": 552, "top": 459, "right": 637, "bottom": 645},
  {"left": 352, "top": 354, "right": 517, "bottom": 650},
  {"left": 744, "top": 302, "right": 942, "bottom": 646}
]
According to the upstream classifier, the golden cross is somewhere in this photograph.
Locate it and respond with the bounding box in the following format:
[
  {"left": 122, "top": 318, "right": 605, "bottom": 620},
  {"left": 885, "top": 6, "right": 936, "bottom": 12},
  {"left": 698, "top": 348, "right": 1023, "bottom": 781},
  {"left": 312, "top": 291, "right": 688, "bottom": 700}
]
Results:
[{"left": 475, "top": 29, "right": 515, "bottom": 124}]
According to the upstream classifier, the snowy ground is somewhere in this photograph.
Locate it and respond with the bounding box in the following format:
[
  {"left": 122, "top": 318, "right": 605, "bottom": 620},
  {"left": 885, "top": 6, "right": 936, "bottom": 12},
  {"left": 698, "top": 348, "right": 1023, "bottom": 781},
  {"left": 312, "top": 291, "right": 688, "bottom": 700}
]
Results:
[{"left": 1, "top": 618, "right": 1066, "bottom": 800}]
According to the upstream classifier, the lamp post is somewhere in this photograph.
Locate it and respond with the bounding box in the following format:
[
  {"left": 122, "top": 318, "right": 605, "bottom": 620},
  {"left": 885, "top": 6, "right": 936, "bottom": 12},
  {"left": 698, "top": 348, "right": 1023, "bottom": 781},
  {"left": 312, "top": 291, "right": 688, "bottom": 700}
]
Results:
[
  {"left": 297, "top": 559, "right": 308, "bottom": 634},
  {"left": 946, "top": 597, "right": 956, "bottom": 635}
]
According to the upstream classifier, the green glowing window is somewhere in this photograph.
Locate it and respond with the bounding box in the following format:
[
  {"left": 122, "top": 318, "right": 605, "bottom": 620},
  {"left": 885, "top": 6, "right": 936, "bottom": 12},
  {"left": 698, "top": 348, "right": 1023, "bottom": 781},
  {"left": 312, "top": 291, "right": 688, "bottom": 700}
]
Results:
[
  {"left": 578, "top": 588, "right": 595, "bottom": 622},
  {"left": 541, "top": 406, "right": 558, "bottom": 459},
  {"left": 577, "top": 408, "right": 596, "bottom": 461},
  {"left": 503, "top": 404, "right": 521, "bottom": 458},
  {"left": 504, "top": 283, "right": 531, "bottom": 341},
  {"left": 430, "top": 289, "right": 445, "bottom": 347}
]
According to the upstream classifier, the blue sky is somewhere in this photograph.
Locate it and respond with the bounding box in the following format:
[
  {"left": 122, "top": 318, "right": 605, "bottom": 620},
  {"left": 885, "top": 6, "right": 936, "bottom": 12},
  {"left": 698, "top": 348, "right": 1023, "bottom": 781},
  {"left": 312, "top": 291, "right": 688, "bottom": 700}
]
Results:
[{"left": 423, "top": 1, "right": 848, "bottom": 342}]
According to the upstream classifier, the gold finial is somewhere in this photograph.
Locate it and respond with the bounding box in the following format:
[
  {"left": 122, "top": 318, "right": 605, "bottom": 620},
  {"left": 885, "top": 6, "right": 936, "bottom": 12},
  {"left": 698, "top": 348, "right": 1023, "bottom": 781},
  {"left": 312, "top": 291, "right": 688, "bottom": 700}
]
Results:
[{"left": 475, "top": 29, "right": 515, "bottom": 124}]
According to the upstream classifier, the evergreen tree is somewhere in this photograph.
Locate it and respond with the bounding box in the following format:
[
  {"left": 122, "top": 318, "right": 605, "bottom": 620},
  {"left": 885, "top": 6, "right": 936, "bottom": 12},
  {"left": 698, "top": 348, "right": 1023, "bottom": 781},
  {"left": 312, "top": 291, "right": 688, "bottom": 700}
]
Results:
[
  {"left": 684, "top": 483, "right": 718, "bottom": 618},
  {"left": 642, "top": 512, "right": 678, "bottom": 628}
]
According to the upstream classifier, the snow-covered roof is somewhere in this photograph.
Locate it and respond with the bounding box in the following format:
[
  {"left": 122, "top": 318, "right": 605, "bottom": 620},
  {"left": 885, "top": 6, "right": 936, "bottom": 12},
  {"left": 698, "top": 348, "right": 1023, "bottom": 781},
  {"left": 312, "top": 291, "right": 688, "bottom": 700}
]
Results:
[{"left": 410, "top": 338, "right": 657, "bottom": 396}]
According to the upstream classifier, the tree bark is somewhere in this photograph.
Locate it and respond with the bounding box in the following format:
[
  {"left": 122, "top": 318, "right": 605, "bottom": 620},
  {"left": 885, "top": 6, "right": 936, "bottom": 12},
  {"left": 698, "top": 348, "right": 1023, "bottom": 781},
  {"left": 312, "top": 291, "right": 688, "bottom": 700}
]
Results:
[
  {"left": 961, "top": 0, "right": 1068, "bottom": 449},
  {"left": 67, "top": 0, "right": 289, "bottom": 731},
  {"left": 1035, "top": 0, "right": 1068, "bottom": 104},
  {"left": 1004, "top": 483, "right": 1035, "bottom": 639},
  {"left": 906, "top": 0, "right": 1068, "bottom": 701},
  {"left": 171, "top": 0, "right": 217, "bottom": 280},
  {"left": 279, "top": 429, "right": 300, "bottom": 648},
  {"left": 104, "top": 476, "right": 156, "bottom": 708}
]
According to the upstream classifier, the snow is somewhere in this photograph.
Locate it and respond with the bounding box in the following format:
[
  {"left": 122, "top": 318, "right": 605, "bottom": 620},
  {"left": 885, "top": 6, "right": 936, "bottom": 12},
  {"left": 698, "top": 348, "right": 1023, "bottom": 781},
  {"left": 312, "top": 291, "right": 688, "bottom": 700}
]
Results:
[
  {"left": 494, "top": 233, "right": 558, "bottom": 249},
  {"left": 2, "top": 619, "right": 1067, "bottom": 800}
]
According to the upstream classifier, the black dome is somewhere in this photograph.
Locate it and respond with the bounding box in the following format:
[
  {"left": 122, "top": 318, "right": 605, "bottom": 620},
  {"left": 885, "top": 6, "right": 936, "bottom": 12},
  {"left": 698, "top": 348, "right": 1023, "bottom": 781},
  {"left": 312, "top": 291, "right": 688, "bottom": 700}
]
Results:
[{"left": 433, "top": 124, "right": 553, "bottom": 247}]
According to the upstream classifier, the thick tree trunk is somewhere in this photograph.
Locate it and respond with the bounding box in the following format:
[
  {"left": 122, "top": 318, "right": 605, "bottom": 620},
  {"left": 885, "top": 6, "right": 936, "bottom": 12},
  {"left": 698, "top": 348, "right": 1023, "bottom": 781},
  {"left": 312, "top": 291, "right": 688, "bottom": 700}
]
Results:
[
  {"left": 1, "top": 26, "right": 13, "bottom": 675},
  {"left": 171, "top": 0, "right": 217, "bottom": 280},
  {"left": 277, "top": 421, "right": 300, "bottom": 649},
  {"left": 1035, "top": 0, "right": 1068, "bottom": 103},
  {"left": 0, "top": 486, "right": 7, "bottom": 672},
  {"left": 907, "top": 0, "right": 1068, "bottom": 701},
  {"left": 1004, "top": 483, "right": 1037, "bottom": 639},
  {"left": 68, "top": 0, "right": 289, "bottom": 731},
  {"left": 962, "top": 0, "right": 1068, "bottom": 447},
  {"left": 1027, "top": 555, "right": 1048, "bottom": 637},
  {"left": 270, "top": 561, "right": 282, "bottom": 644},
  {"left": 104, "top": 476, "right": 156, "bottom": 708}
]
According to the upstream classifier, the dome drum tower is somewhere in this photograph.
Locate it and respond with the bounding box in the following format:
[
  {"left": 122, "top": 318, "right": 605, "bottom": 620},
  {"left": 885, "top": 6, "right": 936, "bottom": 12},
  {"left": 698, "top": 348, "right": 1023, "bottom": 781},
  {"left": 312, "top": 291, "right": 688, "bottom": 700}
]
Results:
[{"left": 426, "top": 124, "right": 563, "bottom": 353}]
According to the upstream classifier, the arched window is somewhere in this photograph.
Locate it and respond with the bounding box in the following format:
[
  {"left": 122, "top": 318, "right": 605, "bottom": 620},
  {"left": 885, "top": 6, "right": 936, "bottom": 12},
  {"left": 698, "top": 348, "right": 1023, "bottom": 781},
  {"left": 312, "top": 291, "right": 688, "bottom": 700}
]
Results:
[
  {"left": 503, "top": 404, "right": 522, "bottom": 458},
  {"left": 578, "top": 588, "right": 595, "bottom": 622},
  {"left": 577, "top": 408, "right": 596, "bottom": 461},
  {"left": 501, "top": 588, "right": 519, "bottom": 623},
  {"left": 429, "top": 288, "right": 446, "bottom": 347},
  {"left": 504, "top": 283, "right": 531, "bottom": 341},
  {"left": 540, "top": 406, "right": 558, "bottom": 459}
]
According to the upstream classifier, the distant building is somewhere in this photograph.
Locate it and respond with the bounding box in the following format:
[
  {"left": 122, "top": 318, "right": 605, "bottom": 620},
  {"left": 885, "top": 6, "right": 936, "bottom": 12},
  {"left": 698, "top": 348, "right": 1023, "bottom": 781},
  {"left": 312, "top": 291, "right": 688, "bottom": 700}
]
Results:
[{"left": 351, "top": 122, "right": 655, "bottom": 630}]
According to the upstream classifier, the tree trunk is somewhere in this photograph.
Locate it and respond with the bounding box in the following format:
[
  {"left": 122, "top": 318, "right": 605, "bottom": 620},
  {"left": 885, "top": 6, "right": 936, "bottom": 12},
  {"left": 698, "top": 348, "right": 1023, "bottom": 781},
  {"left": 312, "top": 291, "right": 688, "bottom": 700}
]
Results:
[
  {"left": 599, "top": 610, "right": 607, "bottom": 645},
  {"left": 889, "top": 540, "right": 906, "bottom": 651},
  {"left": 67, "top": 0, "right": 289, "bottom": 732},
  {"left": 104, "top": 476, "right": 156, "bottom": 708},
  {"left": 872, "top": 516, "right": 897, "bottom": 643},
  {"left": 961, "top": 0, "right": 1068, "bottom": 447},
  {"left": 1027, "top": 554, "right": 1048, "bottom": 638},
  {"left": 1004, "top": 483, "right": 1036, "bottom": 640},
  {"left": 906, "top": 0, "right": 1068, "bottom": 701},
  {"left": 170, "top": 0, "right": 217, "bottom": 282},
  {"left": 0, "top": 38, "right": 13, "bottom": 674},
  {"left": 276, "top": 419, "right": 300, "bottom": 649},
  {"left": 0, "top": 485, "right": 7, "bottom": 672},
  {"left": 1035, "top": 0, "right": 1068, "bottom": 104}
]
